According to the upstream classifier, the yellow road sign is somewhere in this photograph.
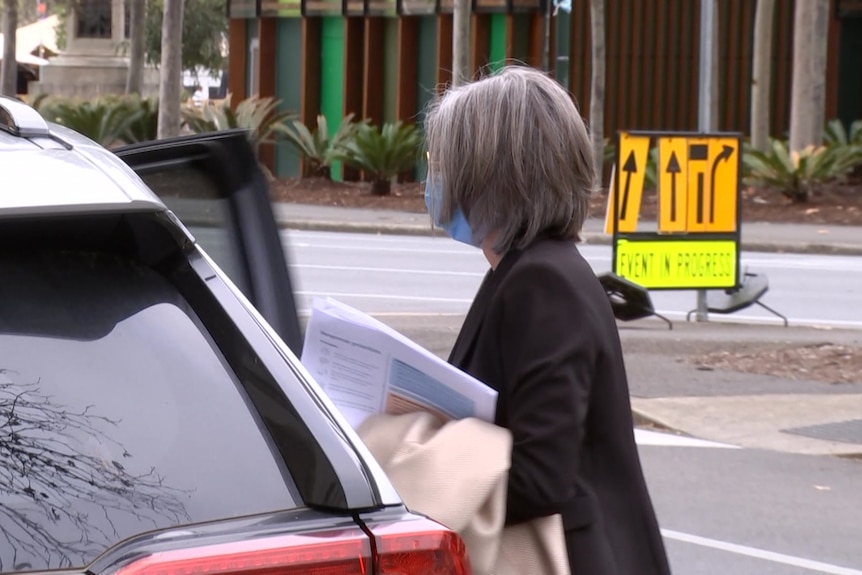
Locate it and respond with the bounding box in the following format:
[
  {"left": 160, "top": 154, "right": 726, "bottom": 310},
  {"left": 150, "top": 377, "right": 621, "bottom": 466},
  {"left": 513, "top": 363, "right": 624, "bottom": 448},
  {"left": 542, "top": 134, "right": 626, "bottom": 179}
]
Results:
[
  {"left": 657, "top": 137, "right": 688, "bottom": 233},
  {"left": 683, "top": 137, "right": 740, "bottom": 233},
  {"left": 614, "top": 238, "right": 738, "bottom": 289},
  {"left": 604, "top": 132, "right": 651, "bottom": 234},
  {"left": 608, "top": 131, "right": 740, "bottom": 235},
  {"left": 708, "top": 137, "right": 740, "bottom": 232},
  {"left": 685, "top": 138, "right": 712, "bottom": 233}
]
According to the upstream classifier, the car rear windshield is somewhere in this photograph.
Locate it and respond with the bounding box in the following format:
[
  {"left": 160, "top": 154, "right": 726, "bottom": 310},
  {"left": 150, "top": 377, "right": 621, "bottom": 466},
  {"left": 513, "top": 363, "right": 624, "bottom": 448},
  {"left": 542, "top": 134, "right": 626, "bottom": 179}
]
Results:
[{"left": 0, "top": 249, "right": 297, "bottom": 572}]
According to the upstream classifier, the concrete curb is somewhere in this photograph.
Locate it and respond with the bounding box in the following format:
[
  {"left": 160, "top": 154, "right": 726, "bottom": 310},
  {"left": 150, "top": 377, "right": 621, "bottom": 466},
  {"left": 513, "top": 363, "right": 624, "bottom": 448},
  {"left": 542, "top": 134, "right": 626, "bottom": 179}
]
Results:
[
  {"left": 282, "top": 220, "right": 438, "bottom": 237},
  {"left": 281, "top": 219, "right": 862, "bottom": 256}
]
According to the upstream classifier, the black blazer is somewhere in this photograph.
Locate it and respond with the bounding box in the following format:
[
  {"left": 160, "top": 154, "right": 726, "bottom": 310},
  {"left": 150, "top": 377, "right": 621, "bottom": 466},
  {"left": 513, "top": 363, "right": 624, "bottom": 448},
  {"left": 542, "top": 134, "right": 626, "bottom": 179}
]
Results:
[{"left": 449, "top": 237, "right": 671, "bottom": 575}]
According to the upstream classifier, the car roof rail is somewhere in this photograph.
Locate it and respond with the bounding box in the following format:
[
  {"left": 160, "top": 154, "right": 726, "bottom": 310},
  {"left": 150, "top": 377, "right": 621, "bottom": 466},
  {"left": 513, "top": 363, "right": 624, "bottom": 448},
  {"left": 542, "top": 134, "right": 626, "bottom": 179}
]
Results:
[{"left": 0, "top": 96, "right": 51, "bottom": 138}]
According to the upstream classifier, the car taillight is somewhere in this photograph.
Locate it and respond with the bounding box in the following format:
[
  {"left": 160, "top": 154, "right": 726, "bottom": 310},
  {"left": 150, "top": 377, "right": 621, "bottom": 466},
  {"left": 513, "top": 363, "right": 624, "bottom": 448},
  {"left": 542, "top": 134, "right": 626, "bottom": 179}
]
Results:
[
  {"left": 112, "top": 518, "right": 470, "bottom": 575},
  {"left": 371, "top": 517, "right": 472, "bottom": 575},
  {"left": 113, "top": 528, "right": 374, "bottom": 575}
]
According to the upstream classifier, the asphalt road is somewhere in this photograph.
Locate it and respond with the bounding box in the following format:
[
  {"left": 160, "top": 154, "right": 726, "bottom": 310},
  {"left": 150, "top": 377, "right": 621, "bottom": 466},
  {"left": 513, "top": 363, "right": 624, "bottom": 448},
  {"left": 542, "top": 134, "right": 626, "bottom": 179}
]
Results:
[
  {"left": 276, "top": 230, "right": 862, "bottom": 574},
  {"left": 281, "top": 230, "right": 862, "bottom": 329},
  {"left": 282, "top": 230, "right": 862, "bottom": 574},
  {"left": 640, "top": 445, "right": 862, "bottom": 575},
  {"left": 190, "top": 227, "right": 862, "bottom": 574}
]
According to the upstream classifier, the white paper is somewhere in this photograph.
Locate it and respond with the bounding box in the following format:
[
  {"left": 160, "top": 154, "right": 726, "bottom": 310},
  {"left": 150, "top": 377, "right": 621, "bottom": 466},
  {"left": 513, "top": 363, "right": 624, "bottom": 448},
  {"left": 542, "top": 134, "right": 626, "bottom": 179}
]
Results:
[{"left": 301, "top": 298, "right": 497, "bottom": 429}]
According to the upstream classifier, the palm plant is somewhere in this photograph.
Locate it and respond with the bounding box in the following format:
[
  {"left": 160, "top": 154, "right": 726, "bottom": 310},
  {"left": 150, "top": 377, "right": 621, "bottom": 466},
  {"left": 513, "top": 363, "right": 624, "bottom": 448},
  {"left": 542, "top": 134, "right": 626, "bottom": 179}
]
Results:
[
  {"left": 602, "top": 139, "right": 616, "bottom": 166},
  {"left": 643, "top": 146, "right": 660, "bottom": 191},
  {"left": 743, "top": 138, "right": 860, "bottom": 202},
  {"left": 181, "top": 94, "right": 297, "bottom": 146},
  {"left": 823, "top": 118, "right": 862, "bottom": 147},
  {"left": 339, "top": 121, "right": 423, "bottom": 196},
  {"left": 121, "top": 96, "right": 160, "bottom": 143},
  {"left": 35, "top": 96, "right": 144, "bottom": 148},
  {"left": 822, "top": 119, "right": 862, "bottom": 179},
  {"left": 280, "top": 114, "right": 358, "bottom": 179},
  {"left": 28, "top": 93, "right": 51, "bottom": 112}
]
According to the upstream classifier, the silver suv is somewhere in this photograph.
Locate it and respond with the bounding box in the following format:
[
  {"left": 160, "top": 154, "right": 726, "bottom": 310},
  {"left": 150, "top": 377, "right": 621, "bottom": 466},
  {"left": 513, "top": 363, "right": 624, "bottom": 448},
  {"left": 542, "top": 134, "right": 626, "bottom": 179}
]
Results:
[{"left": 0, "top": 96, "right": 471, "bottom": 575}]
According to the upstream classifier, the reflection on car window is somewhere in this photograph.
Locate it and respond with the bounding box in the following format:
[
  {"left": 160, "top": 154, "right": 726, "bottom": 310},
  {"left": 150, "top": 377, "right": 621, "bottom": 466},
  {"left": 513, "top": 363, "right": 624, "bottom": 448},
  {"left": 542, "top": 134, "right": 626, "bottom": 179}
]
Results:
[
  {"left": 0, "top": 251, "right": 295, "bottom": 571},
  {"left": 137, "top": 167, "right": 248, "bottom": 294}
]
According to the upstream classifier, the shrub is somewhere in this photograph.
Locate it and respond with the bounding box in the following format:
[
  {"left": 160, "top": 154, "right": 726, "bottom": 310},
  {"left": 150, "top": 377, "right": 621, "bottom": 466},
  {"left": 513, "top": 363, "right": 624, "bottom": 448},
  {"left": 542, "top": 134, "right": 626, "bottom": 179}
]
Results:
[
  {"left": 280, "top": 114, "right": 359, "bottom": 180},
  {"left": 36, "top": 96, "right": 144, "bottom": 148},
  {"left": 121, "top": 96, "right": 159, "bottom": 144},
  {"left": 602, "top": 139, "right": 616, "bottom": 165},
  {"left": 28, "top": 93, "right": 51, "bottom": 112},
  {"left": 743, "top": 139, "right": 859, "bottom": 202},
  {"left": 181, "top": 94, "right": 296, "bottom": 146},
  {"left": 643, "top": 146, "right": 660, "bottom": 191},
  {"left": 339, "top": 121, "right": 423, "bottom": 196},
  {"left": 823, "top": 118, "right": 862, "bottom": 147},
  {"left": 822, "top": 119, "right": 862, "bottom": 179}
]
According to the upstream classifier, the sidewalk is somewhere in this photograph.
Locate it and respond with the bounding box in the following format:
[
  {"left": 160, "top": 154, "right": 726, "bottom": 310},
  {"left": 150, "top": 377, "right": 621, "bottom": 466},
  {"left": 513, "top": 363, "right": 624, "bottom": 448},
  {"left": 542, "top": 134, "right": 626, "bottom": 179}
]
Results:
[
  {"left": 275, "top": 202, "right": 862, "bottom": 256},
  {"left": 277, "top": 202, "right": 862, "bottom": 458},
  {"left": 621, "top": 321, "right": 862, "bottom": 458}
]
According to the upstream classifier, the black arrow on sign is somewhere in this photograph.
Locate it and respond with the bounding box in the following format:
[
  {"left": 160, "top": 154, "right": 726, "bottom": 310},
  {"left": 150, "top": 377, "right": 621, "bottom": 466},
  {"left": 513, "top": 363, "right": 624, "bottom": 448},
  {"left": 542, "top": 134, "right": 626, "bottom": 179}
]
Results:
[
  {"left": 619, "top": 151, "right": 638, "bottom": 222},
  {"left": 709, "top": 145, "right": 735, "bottom": 223},
  {"left": 665, "top": 151, "right": 681, "bottom": 222},
  {"left": 689, "top": 144, "right": 709, "bottom": 224}
]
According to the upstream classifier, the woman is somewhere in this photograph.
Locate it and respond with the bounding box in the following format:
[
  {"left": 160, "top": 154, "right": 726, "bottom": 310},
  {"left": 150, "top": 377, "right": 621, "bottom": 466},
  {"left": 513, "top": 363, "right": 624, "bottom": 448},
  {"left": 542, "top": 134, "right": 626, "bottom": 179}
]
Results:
[{"left": 424, "top": 66, "right": 672, "bottom": 575}]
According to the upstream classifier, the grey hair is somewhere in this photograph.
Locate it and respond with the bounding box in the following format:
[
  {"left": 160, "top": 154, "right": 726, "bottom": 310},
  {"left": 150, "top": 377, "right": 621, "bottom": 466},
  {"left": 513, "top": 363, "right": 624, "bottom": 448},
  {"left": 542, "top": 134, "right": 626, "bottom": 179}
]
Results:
[{"left": 424, "top": 66, "right": 597, "bottom": 253}]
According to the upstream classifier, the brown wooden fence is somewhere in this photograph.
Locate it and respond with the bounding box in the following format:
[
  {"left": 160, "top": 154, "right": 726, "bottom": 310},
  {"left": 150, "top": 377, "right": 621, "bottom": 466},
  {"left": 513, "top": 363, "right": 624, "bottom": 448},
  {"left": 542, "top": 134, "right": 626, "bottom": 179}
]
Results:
[{"left": 565, "top": 0, "right": 815, "bottom": 138}]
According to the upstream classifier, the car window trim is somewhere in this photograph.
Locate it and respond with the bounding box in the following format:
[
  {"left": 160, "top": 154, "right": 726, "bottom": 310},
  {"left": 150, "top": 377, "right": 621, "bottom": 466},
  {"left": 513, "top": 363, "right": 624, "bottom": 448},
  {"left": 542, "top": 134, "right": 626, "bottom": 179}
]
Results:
[{"left": 114, "top": 132, "right": 304, "bottom": 356}]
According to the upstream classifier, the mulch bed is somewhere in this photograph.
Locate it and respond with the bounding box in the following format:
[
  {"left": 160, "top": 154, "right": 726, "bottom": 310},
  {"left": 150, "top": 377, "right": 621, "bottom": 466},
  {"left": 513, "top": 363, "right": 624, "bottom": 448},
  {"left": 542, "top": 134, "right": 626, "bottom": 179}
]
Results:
[{"left": 687, "top": 344, "right": 862, "bottom": 385}]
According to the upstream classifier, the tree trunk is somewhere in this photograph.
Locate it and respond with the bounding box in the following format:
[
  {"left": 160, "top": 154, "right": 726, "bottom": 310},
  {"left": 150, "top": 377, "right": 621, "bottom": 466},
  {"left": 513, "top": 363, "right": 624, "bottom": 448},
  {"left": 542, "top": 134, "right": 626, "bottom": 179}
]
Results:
[
  {"left": 541, "top": 0, "right": 551, "bottom": 71},
  {"left": 370, "top": 179, "right": 391, "bottom": 196},
  {"left": 1, "top": 0, "right": 18, "bottom": 97},
  {"left": 157, "top": 0, "right": 184, "bottom": 138},
  {"left": 158, "top": 0, "right": 183, "bottom": 139},
  {"left": 126, "top": 0, "right": 146, "bottom": 95},
  {"left": 452, "top": 0, "right": 470, "bottom": 86},
  {"left": 789, "top": 0, "right": 829, "bottom": 152},
  {"left": 750, "top": 0, "right": 775, "bottom": 151},
  {"left": 589, "top": 0, "right": 605, "bottom": 187}
]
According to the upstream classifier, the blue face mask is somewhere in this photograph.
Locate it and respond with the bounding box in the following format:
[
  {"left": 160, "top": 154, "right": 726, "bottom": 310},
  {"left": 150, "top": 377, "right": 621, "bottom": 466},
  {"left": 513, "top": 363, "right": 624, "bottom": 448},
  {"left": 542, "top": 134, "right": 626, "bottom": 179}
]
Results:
[{"left": 424, "top": 169, "right": 481, "bottom": 248}]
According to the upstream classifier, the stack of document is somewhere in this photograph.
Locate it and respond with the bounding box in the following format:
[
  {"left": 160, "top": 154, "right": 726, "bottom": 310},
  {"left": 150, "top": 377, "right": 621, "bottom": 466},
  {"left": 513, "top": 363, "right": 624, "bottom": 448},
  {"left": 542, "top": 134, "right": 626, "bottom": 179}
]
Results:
[{"left": 302, "top": 298, "right": 498, "bottom": 429}]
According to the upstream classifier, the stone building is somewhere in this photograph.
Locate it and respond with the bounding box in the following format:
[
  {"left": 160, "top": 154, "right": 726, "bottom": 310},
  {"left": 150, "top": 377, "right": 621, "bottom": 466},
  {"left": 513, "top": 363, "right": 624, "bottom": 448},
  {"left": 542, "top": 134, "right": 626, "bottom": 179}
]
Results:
[{"left": 30, "top": 0, "right": 158, "bottom": 98}]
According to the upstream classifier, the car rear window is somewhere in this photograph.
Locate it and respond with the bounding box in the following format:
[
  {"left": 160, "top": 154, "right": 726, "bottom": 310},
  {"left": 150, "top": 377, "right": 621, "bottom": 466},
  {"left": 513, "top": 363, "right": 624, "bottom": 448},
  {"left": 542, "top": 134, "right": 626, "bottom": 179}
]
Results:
[
  {"left": 137, "top": 166, "right": 249, "bottom": 294},
  {"left": 0, "top": 250, "right": 297, "bottom": 571}
]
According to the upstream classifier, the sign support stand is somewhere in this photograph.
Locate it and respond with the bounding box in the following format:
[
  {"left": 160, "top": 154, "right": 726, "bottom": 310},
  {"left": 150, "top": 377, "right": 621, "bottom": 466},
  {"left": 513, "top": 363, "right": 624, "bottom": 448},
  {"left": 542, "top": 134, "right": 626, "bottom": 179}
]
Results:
[{"left": 695, "top": 0, "right": 716, "bottom": 322}]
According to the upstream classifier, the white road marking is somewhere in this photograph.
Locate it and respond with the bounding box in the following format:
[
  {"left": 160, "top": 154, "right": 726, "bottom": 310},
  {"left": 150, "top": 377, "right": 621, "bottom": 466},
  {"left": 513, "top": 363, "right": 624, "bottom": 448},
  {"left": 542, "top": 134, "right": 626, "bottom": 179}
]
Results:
[
  {"left": 297, "top": 310, "right": 467, "bottom": 318},
  {"left": 634, "top": 429, "right": 739, "bottom": 449},
  {"left": 290, "top": 242, "right": 480, "bottom": 256},
  {"left": 294, "top": 291, "right": 474, "bottom": 304},
  {"left": 361, "top": 311, "right": 468, "bottom": 317},
  {"left": 290, "top": 264, "right": 485, "bottom": 277},
  {"left": 287, "top": 231, "right": 443, "bottom": 244},
  {"left": 662, "top": 529, "right": 862, "bottom": 574}
]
